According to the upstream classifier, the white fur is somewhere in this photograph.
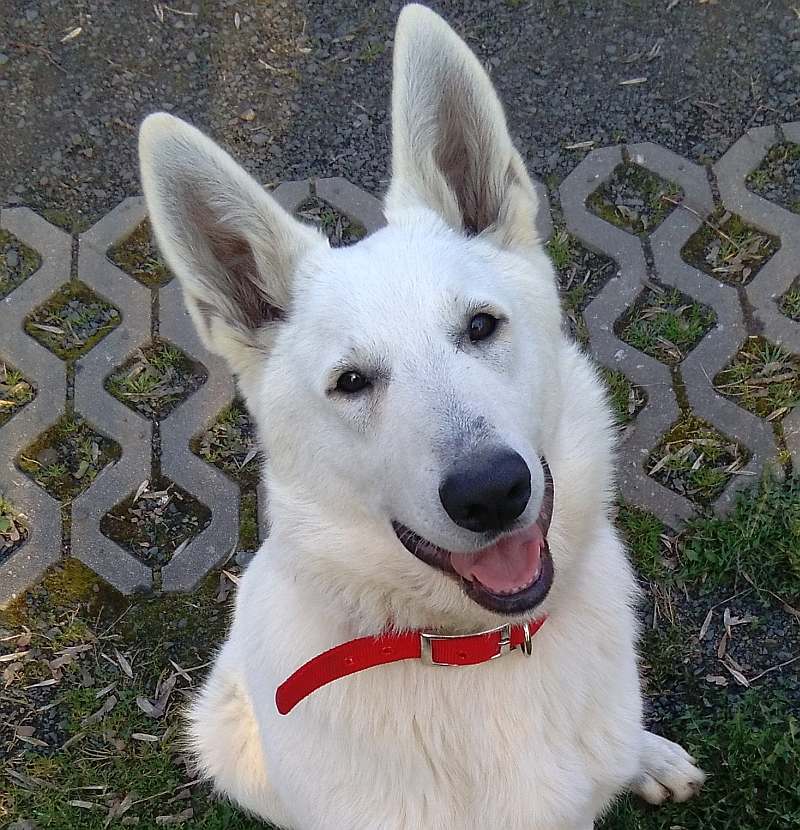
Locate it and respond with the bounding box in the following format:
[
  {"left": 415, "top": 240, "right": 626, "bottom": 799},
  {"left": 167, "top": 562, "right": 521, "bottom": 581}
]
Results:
[{"left": 139, "top": 5, "right": 704, "bottom": 828}]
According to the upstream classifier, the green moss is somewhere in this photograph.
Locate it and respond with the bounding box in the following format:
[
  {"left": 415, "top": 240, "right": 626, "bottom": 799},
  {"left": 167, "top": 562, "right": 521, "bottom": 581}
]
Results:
[
  {"left": 41, "top": 208, "right": 92, "bottom": 235},
  {"left": 239, "top": 488, "right": 259, "bottom": 551},
  {"left": 682, "top": 209, "right": 779, "bottom": 285},
  {"left": 0, "top": 361, "right": 35, "bottom": 428},
  {"left": 587, "top": 163, "right": 680, "bottom": 235},
  {"left": 108, "top": 219, "right": 172, "bottom": 287},
  {"left": 17, "top": 413, "right": 121, "bottom": 500},
  {"left": 714, "top": 337, "right": 800, "bottom": 421},
  {"left": 106, "top": 340, "right": 207, "bottom": 420},
  {"left": 677, "top": 474, "right": 800, "bottom": 597},
  {"left": 647, "top": 414, "right": 747, "bottom": 506},
  {"left": 0, "top": 229, "right": 41, "bottom": 299},
  {"left": 24, "top": 281, "right": 121, "bottom": 360},
  {"left": 618, "top": 285, "right": 715, "bottom": 365}
]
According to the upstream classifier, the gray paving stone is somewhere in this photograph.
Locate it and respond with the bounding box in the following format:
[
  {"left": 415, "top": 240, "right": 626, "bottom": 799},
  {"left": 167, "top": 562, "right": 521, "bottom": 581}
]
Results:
[
  {"left": 79, "top": 196, "right": 147, "bottom": 255},
  {"left": 0, "top": 209, "right": 70, "bottom": 606},
  {"left": 643, "top": 143, "right": 780, "bottom": 513},
  {"left": 158, "top": 279, "right": 239, "bottom": 593},
  {"left": 71, "top": 238, "right": 153, "bottom": 595},
  {"left": 715, "top": 123, "right": 800, "bottom": 478},
  {"left": 560, "top": 146, "right": 692, "bottom": 528},
  {"left": 315, "top": 177, "right": 385, "bottom": 234}
]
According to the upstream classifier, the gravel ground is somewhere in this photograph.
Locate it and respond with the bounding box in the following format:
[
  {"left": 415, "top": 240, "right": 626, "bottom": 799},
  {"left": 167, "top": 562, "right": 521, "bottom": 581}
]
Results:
[{"left": 2, "top": 0, "right": 799, "bottom": 228}]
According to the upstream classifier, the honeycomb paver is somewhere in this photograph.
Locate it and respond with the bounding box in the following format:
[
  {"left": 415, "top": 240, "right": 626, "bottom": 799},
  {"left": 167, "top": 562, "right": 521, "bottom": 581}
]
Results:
[
  {"left": 0, "top": 209, "right": 69, "bottom": 604},
  {"left": 715, "top": 124, "right": 800, "bottom": 471},
  {"left": 560, "top": 146, "right": 690, "bottom": 528},
  {"left": 72, "top": 199, "right": 153, "bottom": 594},
  {"left": 1, "top": 145, "right": 797, "bottom": 601}
]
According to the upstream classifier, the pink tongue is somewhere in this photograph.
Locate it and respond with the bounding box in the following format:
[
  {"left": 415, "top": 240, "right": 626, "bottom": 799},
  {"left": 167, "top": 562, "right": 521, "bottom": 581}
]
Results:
[{"left": 450, "top": 526, "right": 543, "bottom": 594}]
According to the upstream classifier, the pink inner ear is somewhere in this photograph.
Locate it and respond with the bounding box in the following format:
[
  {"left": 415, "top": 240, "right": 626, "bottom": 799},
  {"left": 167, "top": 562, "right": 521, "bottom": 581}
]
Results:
[{"left": 185, "top": 192, "right": 283, "bottom": 330}]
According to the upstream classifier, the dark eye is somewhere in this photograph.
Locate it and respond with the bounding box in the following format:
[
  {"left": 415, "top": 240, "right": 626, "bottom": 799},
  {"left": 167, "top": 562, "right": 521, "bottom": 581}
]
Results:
[
  {"left": 468, "top": 312, "right": 498, "bottom": 342},
  {"left": 336, "top": 370, "right": 370, "bottom": 394}
]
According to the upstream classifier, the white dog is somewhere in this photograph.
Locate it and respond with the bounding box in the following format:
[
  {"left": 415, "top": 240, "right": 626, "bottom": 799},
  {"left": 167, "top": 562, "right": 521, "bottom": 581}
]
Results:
[{"left": 138, "top": 5, "right": 704, "bottom": 828}]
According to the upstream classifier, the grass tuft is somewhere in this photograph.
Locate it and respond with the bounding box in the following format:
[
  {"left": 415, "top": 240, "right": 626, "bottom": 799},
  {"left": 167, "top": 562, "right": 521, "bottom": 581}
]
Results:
[
  {"left": 618, "top": 283, "right": 715, "bottom": 365},
  {"left": 714, "top": 336, "right": 800, "bottom": 421},
  {"left": 647, "top": 414, "right": 747, "bottom": 505},
  {"left": 677, "top": 474, "right": 800, "bottom": 598}
]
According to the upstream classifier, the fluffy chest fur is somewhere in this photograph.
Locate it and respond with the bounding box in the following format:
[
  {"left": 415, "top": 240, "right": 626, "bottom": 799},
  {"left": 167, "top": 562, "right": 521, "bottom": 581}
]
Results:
[{"left": 231, "top": 521, "right": 643, "bottom": 830}]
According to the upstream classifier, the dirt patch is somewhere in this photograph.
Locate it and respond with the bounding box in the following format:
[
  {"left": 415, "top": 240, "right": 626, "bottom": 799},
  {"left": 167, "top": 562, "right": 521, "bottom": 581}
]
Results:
[
  {"left": 24, "top": 281, "right": 120, "bottom": 360},
  {"left": 682, "top": 209, "right": 779, "bottom": 286},
  {"left": 746, "top": 141, "right": 800, "bottom": 213},
  {"left": 16, "top": 414, "right": 120, "bottom": 501},
  {"left": 0, "top": 229, "right": 40, "bottom": 299},
  {"left": 296, "top": 196, "right": 367, "bottom": 247},
  {"left": 714, "top": 336, "right": 800, "bottom": 422},
  {"left": 0, "top": 361, "right": 35, "bottom": 429},
  {"left": 192, "top": 400, "right": 263, "bottom": 552},
  {"left": 0, "top": 497, "right": 28, "bottom": 563},
  {"left": 100, "top": 477, "right": 211, "bottom": 568},
  {"left": 587, "top": 162, "right": 681, "bottom": 235},
  {"left": 547, "top": 226, "right": 617, "bottom": 344},
  {"left": 108, "top": 219, "right": 172, "bottom": 287}
]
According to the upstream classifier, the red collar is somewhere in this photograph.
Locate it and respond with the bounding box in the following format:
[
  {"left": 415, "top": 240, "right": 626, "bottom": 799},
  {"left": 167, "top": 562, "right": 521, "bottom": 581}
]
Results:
[{"left": 276, "top": 617, "right": 547, "bottom": 715}]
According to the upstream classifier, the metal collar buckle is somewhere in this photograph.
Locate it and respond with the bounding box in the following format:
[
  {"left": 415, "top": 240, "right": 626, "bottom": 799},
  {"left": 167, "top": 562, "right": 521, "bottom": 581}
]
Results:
[{"left": 419, "top": 622, "right": 532, "bottom": 666}]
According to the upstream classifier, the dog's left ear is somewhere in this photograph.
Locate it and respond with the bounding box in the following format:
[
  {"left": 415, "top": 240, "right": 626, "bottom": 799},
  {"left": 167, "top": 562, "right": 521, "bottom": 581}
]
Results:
[{"left": 386, "top": 4, "right": 540, "bottom": 249}]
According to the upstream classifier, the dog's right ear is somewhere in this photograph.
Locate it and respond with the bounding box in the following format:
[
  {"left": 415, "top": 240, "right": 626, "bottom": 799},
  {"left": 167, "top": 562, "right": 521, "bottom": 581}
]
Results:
[{"left": 139, "top": 114, "right": 324, "bottom": 381}]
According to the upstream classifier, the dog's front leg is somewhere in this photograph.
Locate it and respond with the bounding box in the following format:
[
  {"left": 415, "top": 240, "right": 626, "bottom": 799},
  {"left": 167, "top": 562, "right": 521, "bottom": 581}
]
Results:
[{"left": 630, "top": 730, "right": 706, "bottom": 804}]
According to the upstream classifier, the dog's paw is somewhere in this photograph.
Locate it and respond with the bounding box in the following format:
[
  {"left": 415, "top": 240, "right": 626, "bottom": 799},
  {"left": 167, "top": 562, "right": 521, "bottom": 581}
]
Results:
[{"left": 630, "top": 730, "right": 706, "bottom": 805}]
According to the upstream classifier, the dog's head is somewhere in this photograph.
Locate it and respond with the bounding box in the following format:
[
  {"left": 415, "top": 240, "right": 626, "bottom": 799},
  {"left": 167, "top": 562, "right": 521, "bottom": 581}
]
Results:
[{"left": 140, "top": 5, "right": 572, "bottom": 630}]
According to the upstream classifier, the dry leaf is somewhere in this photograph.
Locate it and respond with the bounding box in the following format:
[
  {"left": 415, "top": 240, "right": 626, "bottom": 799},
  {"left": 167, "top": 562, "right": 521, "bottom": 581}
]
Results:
[
  {"left": 698, "top": 608, "right": 714, "bottom": 640},
  {"left": 116, "top": 649, "right": 134, "bottom": 679},
  {"left": 136, "top": 695, "right": 161, "bottom": 717},
  {"left": 723, "top": 658, "right": 750, "bottom": 687},
  {"left": 0, "top": 650, "right": 30, "bottom": 663},
  {"left": 717, "top": 631, "right": 728, "bottom": 659},
  {"left": 156, "top": 808, "right": 194, "bottom": 825},
  {"left": 134, "top": 479, "right": 150, "bottom": 503},
  {"left": 61, "top": 26, "right": 83, "bottom": 42}
]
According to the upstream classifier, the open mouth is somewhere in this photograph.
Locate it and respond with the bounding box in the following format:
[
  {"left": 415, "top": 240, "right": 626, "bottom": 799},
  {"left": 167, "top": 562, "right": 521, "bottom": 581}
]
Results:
[{"left": 393, "top": 461, "right": 554, "bottom": 615}]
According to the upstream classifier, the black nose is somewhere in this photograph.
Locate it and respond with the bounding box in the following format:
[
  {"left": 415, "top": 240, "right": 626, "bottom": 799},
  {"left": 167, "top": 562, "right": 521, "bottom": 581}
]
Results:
[{"left": 439, "top": 450, "right": 531, "bottom": 533}]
